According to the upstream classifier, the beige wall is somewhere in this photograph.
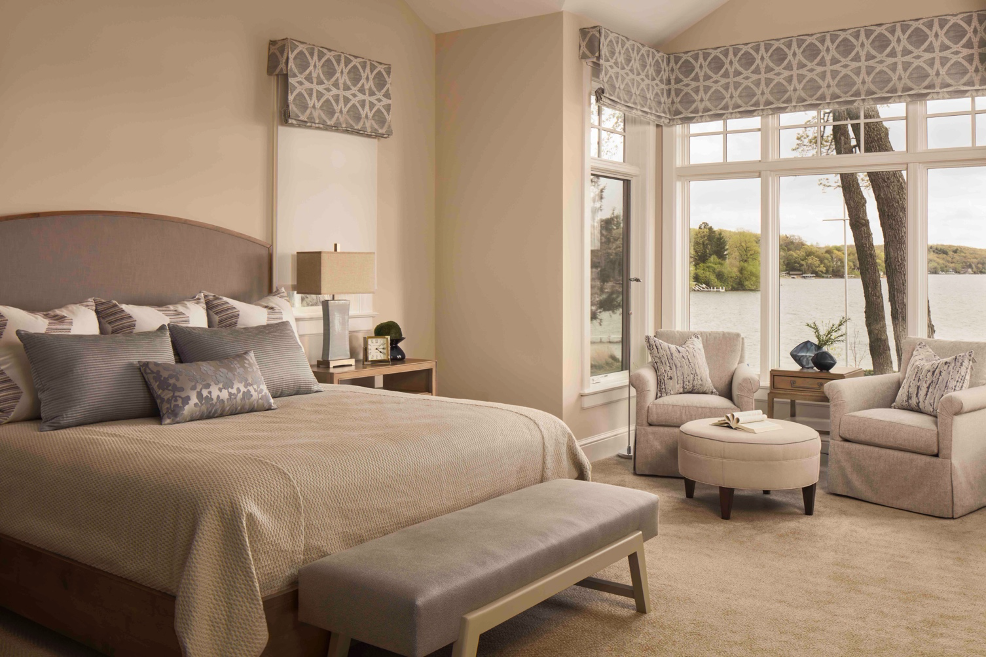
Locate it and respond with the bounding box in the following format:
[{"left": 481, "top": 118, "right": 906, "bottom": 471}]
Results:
[
  {"left": 661, "top": 0, "right": 986, "bottom": 52},
  {"left": 436, "top": 11, "right": 635, "bottom": 440},
  {"left": 0, "top": 0, "right": 436, "bottom": 359},
  {"left": 436, "top": 13, "right": 566, "bottom": 414}
]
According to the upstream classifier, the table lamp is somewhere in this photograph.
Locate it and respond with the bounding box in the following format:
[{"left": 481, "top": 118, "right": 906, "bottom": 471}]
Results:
[{"left": 296, "top": 244, "right": 375, "bottom": 368}]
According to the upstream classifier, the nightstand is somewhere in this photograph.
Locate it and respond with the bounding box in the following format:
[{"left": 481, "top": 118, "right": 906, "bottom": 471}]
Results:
[
  {"left": 312, "top": 358, "right": 437, "bottom": 396},
  {"left": 767, "top": 366, "right": 863, "bottom": 418}
]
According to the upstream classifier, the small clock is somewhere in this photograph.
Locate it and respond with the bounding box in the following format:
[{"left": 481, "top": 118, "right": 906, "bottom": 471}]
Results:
[{"left": 363, "top": 336, "right": 391, "bottom": 364}]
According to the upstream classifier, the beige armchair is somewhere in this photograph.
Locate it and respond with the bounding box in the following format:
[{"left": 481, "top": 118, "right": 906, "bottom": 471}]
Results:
[
  {"left": 630, "top": 330, "right": 760, "bottom": 477},
  {"left": 825, "top": 337, "right": 986, "bottom": 518}
]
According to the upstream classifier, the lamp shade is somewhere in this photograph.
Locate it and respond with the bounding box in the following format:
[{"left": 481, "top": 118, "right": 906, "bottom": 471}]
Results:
[{"left": 296, "top": 251, "right": 376, "bottom": 295}]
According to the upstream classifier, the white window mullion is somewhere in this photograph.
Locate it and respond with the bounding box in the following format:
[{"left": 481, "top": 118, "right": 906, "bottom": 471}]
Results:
[
  {"left": 907, "top": 161, "right": 928, "bottom": 339},
  {"left": 761, "top": 172, "right": 779, "bottom": 382}
]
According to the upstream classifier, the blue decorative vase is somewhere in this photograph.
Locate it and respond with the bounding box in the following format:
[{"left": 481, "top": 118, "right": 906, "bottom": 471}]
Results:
[
  {"left": 811, "top": 349, "right": 837, "bottom": 372},
  {"left": 389, "top": 337, "right": 406, "bottom": 362},
  {"left": 790, "top": 341, "right": 820, "bottom": 369}
]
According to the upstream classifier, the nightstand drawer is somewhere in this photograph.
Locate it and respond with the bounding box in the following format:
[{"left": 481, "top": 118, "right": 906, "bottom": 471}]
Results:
[{"left": 772, "top": 375, "right": 826, "bottom": 392}]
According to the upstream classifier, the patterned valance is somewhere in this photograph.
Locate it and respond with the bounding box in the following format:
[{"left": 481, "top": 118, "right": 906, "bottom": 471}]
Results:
[
  {"left": 267, "top": 38, "right": 392, "bottom": 138},
  {"left": 581, "top": 10, "right": 986, "bottom": 125}
]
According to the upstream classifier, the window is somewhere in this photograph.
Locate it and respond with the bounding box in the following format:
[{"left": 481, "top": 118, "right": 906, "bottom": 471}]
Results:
[
  {"left": 778, "top": 105, "right": 905, "bottom": 158},
  {"left": 688, "top": 117, "right": 761, "bottom": 164},
  {"left": 927, "top": 97, "right": 986, "bottom": 149},
  {"left": 928, "top": 166, "right": 986, "bottom": 341},
  {"left": 589, "top": 175, "right": 630, "bottom": 377},
  {"left": 590, "top": 93, "right": 625, "bottom": 162},
  {"left": 668, "top": 97, "right": 986, "bottom": 382},
  {"left": 689, "top": 179, "right": 761, "bottom": 369},
  {"left": 779, "top": 173, "right": 902, "bottom": 371}
]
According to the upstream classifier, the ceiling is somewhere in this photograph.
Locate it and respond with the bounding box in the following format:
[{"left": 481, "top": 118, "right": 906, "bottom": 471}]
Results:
[{"left": 404, "top": 0, "right": 731, "bottom": 48}]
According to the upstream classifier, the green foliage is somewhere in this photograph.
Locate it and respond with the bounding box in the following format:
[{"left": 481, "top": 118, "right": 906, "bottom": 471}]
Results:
[
  {"left": 374, "top": 321, "right": 403, "bottom": 339},
  {"left": 690, "top": 226, "right": 759, "bottom": 291},
  {"left": 927, "top": 244, "right": 986, "bottom": 274},
  {"left": 805, "top": 316, "right": 848, "bottom": 350}
]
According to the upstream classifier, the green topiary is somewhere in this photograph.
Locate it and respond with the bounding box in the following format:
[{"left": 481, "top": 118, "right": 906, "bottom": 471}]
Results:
[{"left": 374, "top": 321, "right": 403, "bottom": 339}]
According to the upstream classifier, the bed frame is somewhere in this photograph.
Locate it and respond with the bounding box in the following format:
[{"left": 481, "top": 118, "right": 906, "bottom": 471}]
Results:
[{"left": 0, "top": 211, "right": 329, "bottom": 655}]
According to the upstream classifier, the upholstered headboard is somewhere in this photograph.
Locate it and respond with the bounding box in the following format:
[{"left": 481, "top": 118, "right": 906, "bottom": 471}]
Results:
[{"left": 0, "top": 211, "right": 272, "bottom": 311}]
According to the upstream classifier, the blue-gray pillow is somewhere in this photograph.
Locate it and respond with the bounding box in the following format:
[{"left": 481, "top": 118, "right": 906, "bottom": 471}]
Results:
[
  {"left": 139, "top": 351, "right": 276, "bottom": 425},
  {"left": 16, "top": 325, "right": 174, "bottom": 431},
  {"left": 168, "top": 321, "right": 320, "bottom": 398}
]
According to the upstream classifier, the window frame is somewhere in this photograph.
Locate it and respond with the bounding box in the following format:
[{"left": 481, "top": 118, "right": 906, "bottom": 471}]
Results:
[
  {"left": 582, "top": 75, "right": 656, "bottom": 403},
  {"left": 663, "top": 100, "right": 986, "bottom": 385}
]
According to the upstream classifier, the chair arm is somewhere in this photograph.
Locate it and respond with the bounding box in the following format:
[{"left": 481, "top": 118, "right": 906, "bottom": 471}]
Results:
[
  {"left": 730, "top": 363, "right": 760, "bottom": 412},
  {"left": 939, "top": 386, "right": 986, "bottom": 417},
  {"left": 629, "top": 365, "right": 657, "bottom": 427},
  {"left": 938, "top": 386, "right": 986, "bottom": 462},
  {"left": 824, "top": 373, "right": 901, "bottom": 441}
]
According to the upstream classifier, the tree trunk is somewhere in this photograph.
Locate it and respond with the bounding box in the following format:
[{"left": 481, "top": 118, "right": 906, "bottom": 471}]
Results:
[
  {"left": 928, "top": 299, "right": 936, "bottom": 338},
  {"left": 832, "top": 114, "right": 895, "bottom": 374},
  {"left": 851, "top": 107, "right": 908, "bottom": 367}
]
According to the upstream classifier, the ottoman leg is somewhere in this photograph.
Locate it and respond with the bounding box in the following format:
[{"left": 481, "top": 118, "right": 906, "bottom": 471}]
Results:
[
  {"left": 802, "top": 483, "right": 817, "bottom": 516},
  {"left": 719, "top": 487, "right": 734, "bottom": 520},
  {"left": 684, "top": 478, "right": 696, "bottom": 498},
  {"left": 763, "top": 490, "right": 770, "bottom": 495}
]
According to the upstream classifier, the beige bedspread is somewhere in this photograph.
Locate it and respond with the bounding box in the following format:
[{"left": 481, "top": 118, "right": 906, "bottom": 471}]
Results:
[{"left": 0, "top": 387, "right": 590, "bottom": 656}]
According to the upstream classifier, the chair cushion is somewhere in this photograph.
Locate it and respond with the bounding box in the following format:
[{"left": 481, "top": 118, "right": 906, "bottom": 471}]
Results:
[
  {"left": 841, "top": 408, "right": 939, "bottom": 456},
  {"left": 892, "top": 341, "right": 973, "bottom": 416},
  {"left": 652, "top": 330, "right": 744, "bottom": 399},
  {"left": 298, "top": 479, "right": 659, "bottom": 657},
  {"left": 647, "top": 393, "right": 739, "bottom": 427}
]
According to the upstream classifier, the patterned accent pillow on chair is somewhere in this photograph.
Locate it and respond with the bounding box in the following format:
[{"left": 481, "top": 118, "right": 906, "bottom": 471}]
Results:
[
  {"left": 201, "top": 288, "right": 298, "bottom": 337},
  {"left": 892, "top": 341, "right": 974, "bottom": 416},
  {"left": 139, "top": 351, "right": 276, "bottom": 425},
  {"left": 644, "top": 333, "right": 719, "bottom": 398},
  {"left": 0, "top": 300, "right": 99, "bottom": 425},
  {"left": 94, "top": 294, "right": 207, "bottom": 334}
]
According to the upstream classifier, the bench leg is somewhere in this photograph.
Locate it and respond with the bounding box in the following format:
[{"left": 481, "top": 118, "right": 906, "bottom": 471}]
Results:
[
  {"left": 452, "top": 618, "right": 480, "bottom": 657},
  {"left": 627, "top": 545, "right": 651, "bottom": 614},
  {"left": 327, "top": 632, "right": 351, "bottom": 657}
]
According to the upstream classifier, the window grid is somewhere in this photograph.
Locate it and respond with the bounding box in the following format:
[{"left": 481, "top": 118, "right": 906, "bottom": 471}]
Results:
[
  {"left": 926, "top": 96, "right": 986, "bottom": 149},
  {"left": 590, "top": 93, "right": 625, "bottom": 162},
  {"left": 687, "top": 118, "right": 761, "bottom": 164}
]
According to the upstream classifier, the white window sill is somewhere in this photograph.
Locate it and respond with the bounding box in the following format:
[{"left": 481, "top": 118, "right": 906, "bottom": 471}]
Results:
[{"left": 581, "top": 375, "right": 635, "bottom": 409}]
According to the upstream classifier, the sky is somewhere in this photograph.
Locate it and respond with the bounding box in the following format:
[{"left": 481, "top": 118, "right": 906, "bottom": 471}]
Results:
[{"left": 689, "top": 166, "right": 986, "bottom": 250}]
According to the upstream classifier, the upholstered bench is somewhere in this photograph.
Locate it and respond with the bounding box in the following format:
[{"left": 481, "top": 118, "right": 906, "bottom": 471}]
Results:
[
  {"left": 298, "top": 479, "right": 659, "bottom": 657},
  {"left": 678, "top": 418, "right": 821, "bottom": 520}
]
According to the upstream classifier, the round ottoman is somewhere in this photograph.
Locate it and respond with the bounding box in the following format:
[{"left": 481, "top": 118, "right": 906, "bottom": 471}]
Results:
[{"left": 678, "top": 418, "right": 821, "bottom": 520}]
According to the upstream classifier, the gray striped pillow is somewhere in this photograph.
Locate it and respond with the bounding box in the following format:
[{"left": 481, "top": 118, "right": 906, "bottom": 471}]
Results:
[
  {"left": 16, "top": 325, "right": 174, "bottom": 431},
  {"left": 644, "top": 333, "right": 718, "bottom": 398},
  {"left": 169, "top": 322, "right": 321, "bottom": 398},
  {"left": 892, "top": 341, "right": 973, "bottom": 417}
]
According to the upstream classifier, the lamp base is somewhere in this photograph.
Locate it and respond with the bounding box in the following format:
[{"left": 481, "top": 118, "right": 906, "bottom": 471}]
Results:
[
  {"left": 616, "top": 446, "right": 633, "bottom": 460},
  {"left": 317, "top": 358, "right": 355, "bottom": 369}
]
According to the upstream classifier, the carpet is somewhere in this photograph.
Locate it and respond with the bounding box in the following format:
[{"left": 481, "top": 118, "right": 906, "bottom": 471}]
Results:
[{"left": 3, "top": 457, "right": 985, "bottom": 656}]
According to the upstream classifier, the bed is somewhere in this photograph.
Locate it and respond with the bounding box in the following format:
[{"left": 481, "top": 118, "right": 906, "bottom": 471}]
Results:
[{"left": 0, "top": 211, "right": 591, "bottom": 656}]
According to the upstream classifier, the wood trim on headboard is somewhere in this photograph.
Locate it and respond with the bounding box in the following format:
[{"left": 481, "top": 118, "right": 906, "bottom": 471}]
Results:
[{"left": 0, "top": 210, "right": 273, "bottom": 310}]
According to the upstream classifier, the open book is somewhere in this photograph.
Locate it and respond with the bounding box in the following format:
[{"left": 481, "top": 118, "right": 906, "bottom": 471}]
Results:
[{"left": 711, "top": 410, "right": 782, "bottom": 434}]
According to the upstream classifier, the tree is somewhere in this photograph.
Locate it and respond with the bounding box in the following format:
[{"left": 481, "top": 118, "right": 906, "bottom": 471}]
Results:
[
  {"left": 831, "top": 111, "right": 895, "bottom": 374},
  {"left": 850, "top": 107, "right": 911, "bottom": 359}
]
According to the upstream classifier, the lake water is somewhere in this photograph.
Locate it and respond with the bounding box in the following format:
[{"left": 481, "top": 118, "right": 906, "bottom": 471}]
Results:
[{"left": 690, "top": 274, "right": 986, "bottom": 372}]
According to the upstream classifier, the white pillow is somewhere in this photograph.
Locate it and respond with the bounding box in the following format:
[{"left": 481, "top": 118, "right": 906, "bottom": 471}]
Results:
[
  {"left": 94, "top": 294, "right": 207, "bottom": 334},
  {"left": 201, "top": 288, "right": 298, "bottom": 336},
  {"left": 0, "top": 300, "right": 99, "bottom": 424}
]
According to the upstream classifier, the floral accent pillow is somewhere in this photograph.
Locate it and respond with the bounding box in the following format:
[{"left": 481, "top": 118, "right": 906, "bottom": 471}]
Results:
[
  {"left": 892, "top": 342, "right": 974, "bottom": 417},
  {"left": 644, "top": 333, "right": 718, "bottom": 398},
  {"left": 139, "top": 351, "right": 276, "bottom": 425}
]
